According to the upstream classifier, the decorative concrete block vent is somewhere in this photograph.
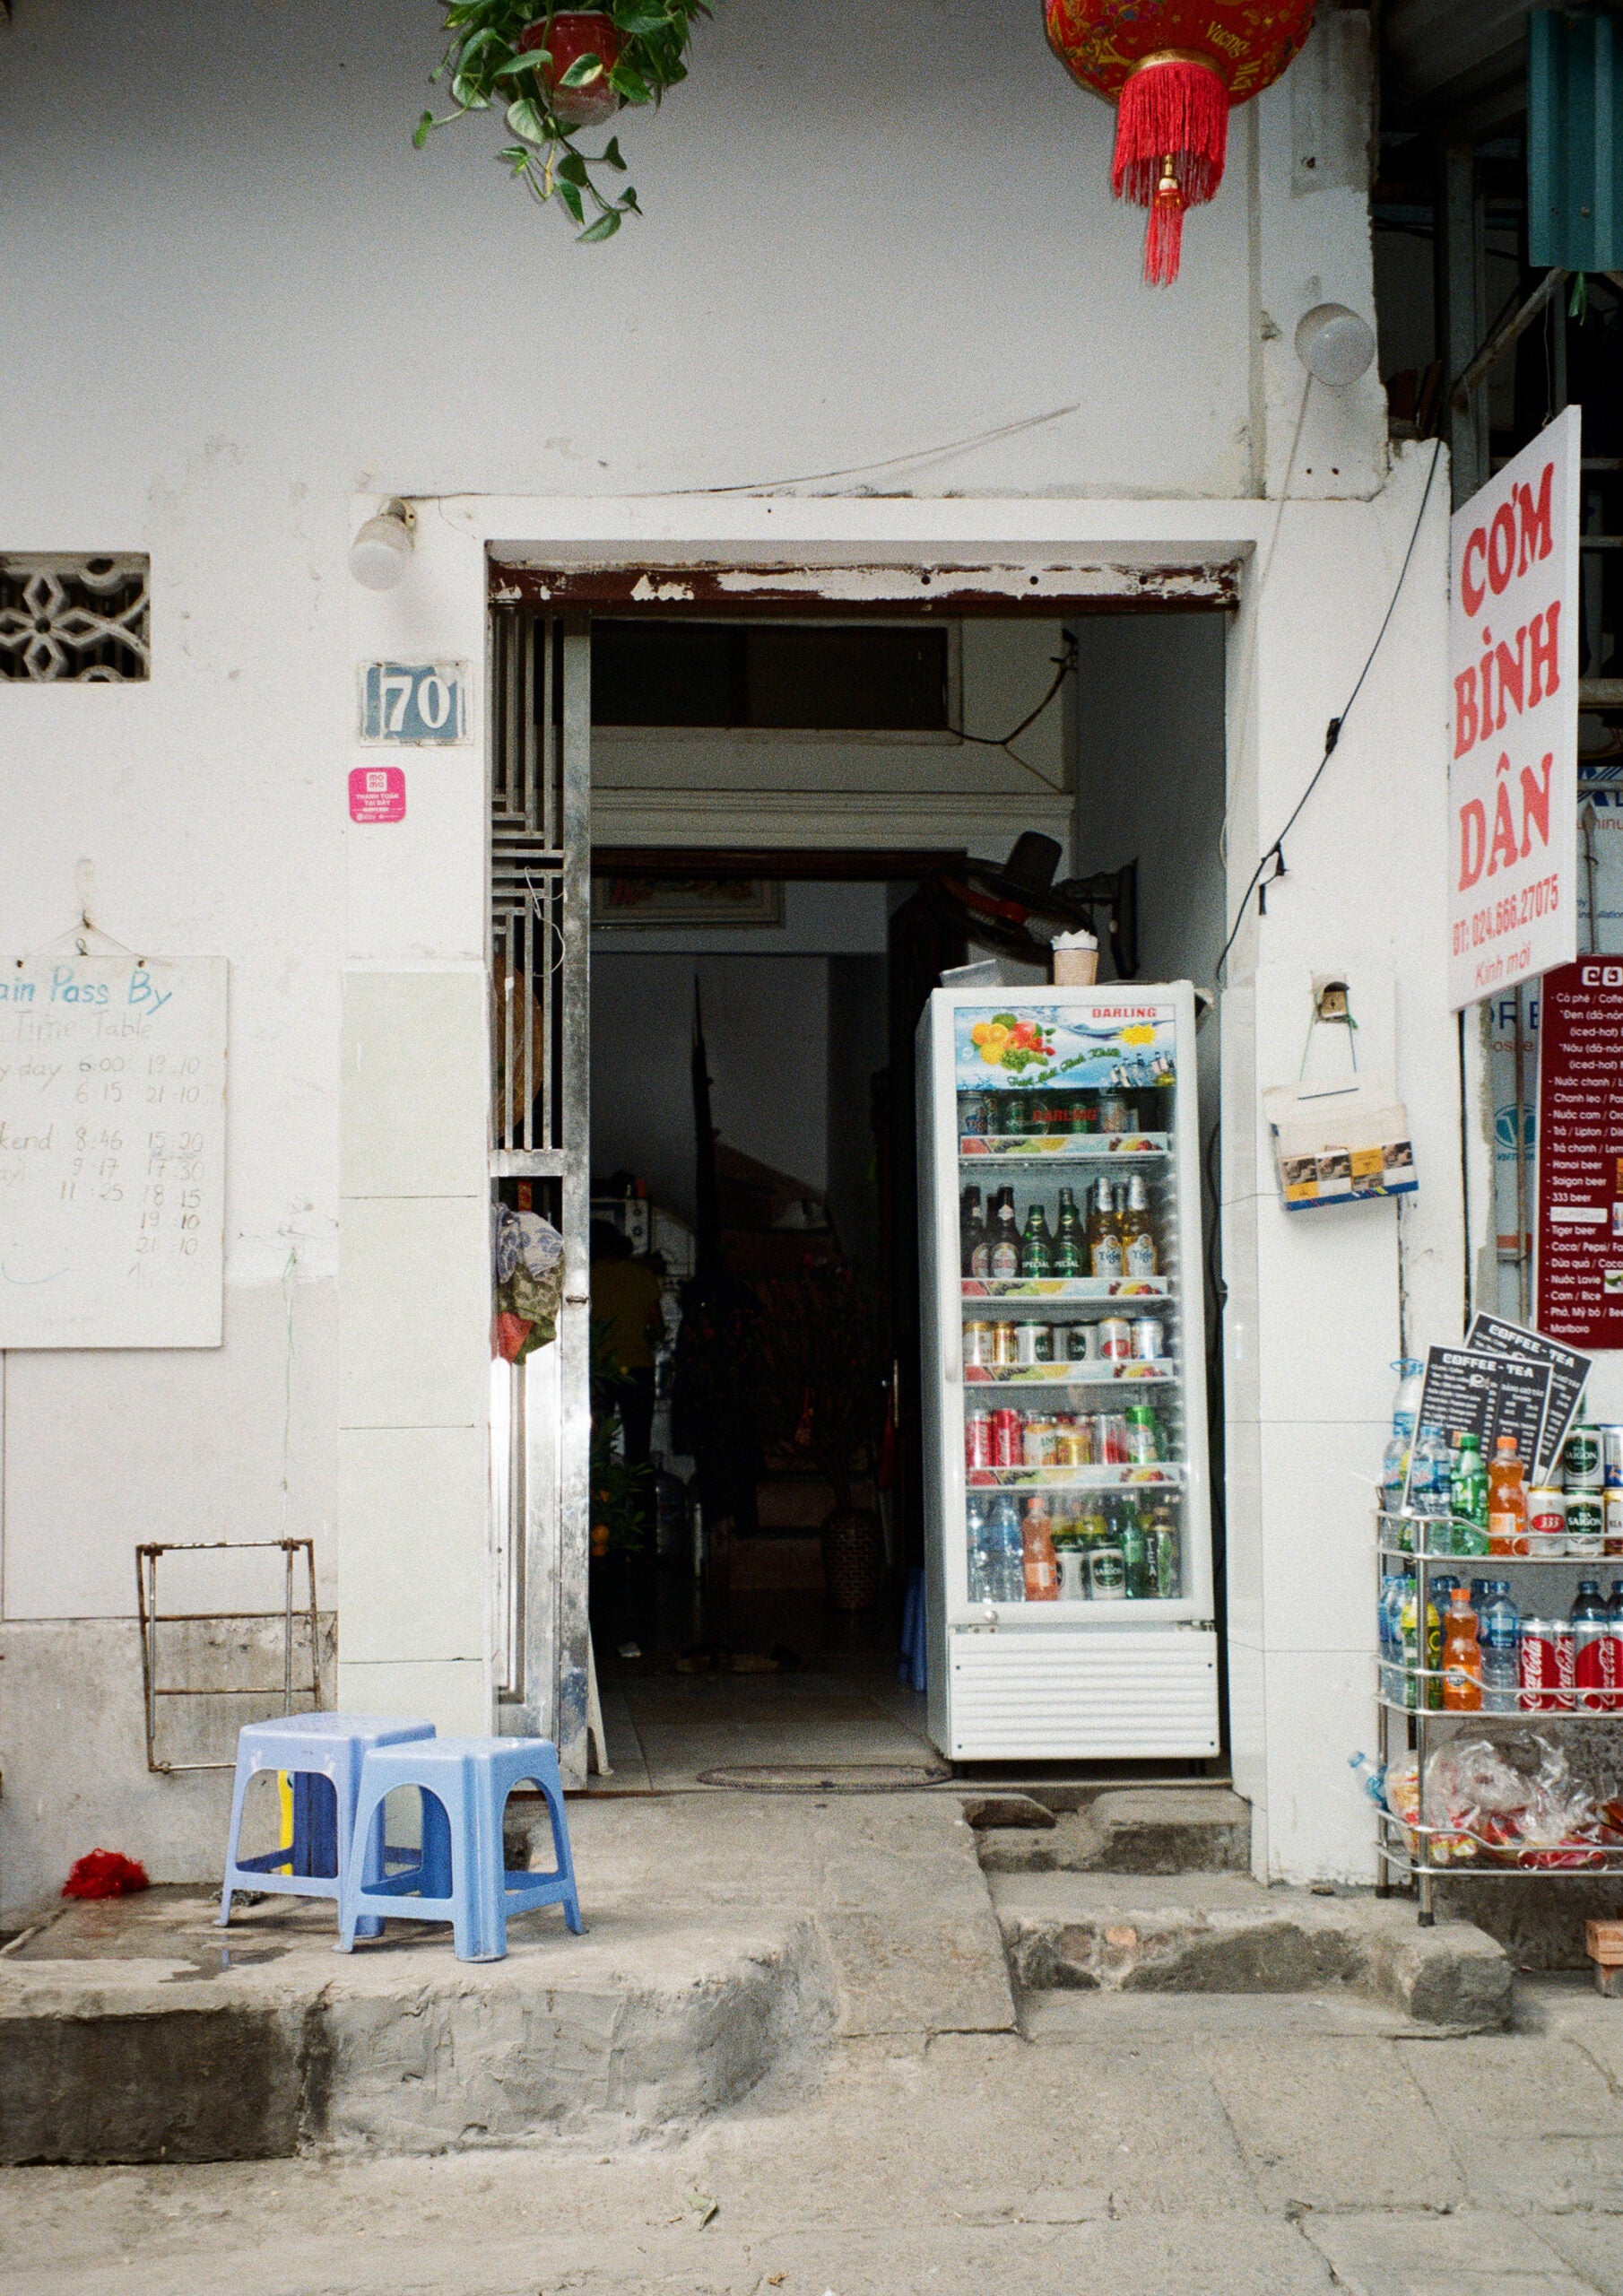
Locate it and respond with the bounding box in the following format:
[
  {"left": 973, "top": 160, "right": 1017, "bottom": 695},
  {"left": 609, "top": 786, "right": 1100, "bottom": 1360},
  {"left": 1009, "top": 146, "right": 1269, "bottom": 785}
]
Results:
[{"left": 0, "top": 553, "right": 150, "bottom": 680}]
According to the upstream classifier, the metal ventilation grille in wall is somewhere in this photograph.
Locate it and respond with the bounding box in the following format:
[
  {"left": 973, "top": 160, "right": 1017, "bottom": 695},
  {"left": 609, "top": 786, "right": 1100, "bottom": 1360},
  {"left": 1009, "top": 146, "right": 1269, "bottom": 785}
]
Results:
[{"left": 0, "top": 553, "right": 151, "bottom": 681}]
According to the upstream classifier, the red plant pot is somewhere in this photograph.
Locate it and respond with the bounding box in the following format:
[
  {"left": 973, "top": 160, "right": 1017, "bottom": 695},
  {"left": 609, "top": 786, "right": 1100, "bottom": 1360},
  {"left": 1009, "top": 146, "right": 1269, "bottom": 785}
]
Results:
[{"left": 518, "top": 11, "right": 623, "bottom": 128}]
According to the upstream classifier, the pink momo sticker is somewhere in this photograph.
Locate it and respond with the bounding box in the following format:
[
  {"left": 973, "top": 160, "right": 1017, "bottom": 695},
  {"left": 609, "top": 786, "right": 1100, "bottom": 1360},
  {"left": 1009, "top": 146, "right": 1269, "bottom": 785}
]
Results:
[{"left": 350, "top": 765, "right": 405, "bottom": 823}]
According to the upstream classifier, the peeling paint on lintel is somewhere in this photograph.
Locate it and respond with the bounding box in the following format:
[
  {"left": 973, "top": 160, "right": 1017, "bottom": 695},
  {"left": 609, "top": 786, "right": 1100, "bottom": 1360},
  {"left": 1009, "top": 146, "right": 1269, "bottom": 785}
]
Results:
[{"left": 487, "top": 560, "right": 1237, "bottom": 613}]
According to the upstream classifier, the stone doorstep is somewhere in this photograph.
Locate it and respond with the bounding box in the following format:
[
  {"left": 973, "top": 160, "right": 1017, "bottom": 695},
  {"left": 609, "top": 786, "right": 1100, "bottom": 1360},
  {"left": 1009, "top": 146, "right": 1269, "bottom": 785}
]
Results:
[
  {"left": 991, "top": 1871, "right": 1514, "bottom": 2033},
  {"left": 0, "top": 1889, "right": 836, "bottom": 2165},
  {"left": 974, "top": 1786, "right": 1253, "bottom": 1876}
]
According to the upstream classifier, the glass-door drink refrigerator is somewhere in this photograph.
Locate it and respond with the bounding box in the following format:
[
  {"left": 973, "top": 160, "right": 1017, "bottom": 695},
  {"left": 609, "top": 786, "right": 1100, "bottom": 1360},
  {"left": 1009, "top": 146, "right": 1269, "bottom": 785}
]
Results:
[{"left": 917, "top": 983, "right": 1219, "bottom": 1761}]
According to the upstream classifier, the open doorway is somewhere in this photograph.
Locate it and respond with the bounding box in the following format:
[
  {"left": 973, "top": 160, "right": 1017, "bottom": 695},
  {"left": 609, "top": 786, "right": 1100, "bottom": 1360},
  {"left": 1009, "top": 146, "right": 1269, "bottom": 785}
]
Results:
[{"left": 488, "top": 586, "right": 1228, "bottom": 1786}]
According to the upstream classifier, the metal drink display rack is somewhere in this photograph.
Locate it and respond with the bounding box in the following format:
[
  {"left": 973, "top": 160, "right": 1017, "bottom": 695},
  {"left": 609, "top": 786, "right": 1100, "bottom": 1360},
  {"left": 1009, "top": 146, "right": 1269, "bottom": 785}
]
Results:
[{"left": 1376, "top": 1509, "right": 1623, "bottom": 1923}]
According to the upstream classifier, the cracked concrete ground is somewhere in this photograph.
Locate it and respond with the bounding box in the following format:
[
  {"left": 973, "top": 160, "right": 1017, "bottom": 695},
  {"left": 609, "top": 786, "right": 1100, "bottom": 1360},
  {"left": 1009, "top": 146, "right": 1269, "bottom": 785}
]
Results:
[{"left": 3, "top": 1974, "right": 1620, "bottom": 2294}]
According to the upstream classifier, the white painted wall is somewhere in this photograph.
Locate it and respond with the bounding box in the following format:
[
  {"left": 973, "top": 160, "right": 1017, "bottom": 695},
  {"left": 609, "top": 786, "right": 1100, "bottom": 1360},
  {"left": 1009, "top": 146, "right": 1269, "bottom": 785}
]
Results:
[{"left": 0, "top": 0, "right": 1428, "bottom": 1907}]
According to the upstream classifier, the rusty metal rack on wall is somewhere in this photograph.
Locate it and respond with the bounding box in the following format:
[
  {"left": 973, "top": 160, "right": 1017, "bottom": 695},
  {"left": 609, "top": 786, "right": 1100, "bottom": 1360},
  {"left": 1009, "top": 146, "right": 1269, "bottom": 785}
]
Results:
[{"left": 135, "top": 1539, "right": 320, "bottom": 1774}]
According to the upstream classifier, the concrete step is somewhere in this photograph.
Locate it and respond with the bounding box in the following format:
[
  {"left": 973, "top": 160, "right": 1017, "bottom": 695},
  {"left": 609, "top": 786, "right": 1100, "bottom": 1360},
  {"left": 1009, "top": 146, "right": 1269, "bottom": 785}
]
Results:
[
  {"left": 972, "top": 1786, "right": 1252, "bottom": 1876},
  {"left": 991, "top": 1871, "right": 1513, "bottom": 2032}
]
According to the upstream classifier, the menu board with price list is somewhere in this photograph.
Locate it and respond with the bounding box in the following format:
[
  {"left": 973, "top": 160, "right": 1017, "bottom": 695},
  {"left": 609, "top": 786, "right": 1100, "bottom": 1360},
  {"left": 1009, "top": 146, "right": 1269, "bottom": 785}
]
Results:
[
  {"left": 1535, "top": 959, "right": 1623, "bottom": 1352},
  {"left": 0, "top": 955, "right": 226, "bottom": 1347}
]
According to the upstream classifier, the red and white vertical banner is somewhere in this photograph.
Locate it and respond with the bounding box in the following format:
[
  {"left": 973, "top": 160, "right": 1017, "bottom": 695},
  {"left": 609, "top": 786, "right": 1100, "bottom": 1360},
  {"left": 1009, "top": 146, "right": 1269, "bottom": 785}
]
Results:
[{"left": 1449, "top": 405, "right": 1581, "bottom": 1009}]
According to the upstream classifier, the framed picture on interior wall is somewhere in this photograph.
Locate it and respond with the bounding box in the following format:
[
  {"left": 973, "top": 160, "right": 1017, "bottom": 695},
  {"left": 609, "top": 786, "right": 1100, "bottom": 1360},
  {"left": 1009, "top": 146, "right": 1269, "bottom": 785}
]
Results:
[{"left": 591, "top": 877, "right": 785, "bottom": 928}]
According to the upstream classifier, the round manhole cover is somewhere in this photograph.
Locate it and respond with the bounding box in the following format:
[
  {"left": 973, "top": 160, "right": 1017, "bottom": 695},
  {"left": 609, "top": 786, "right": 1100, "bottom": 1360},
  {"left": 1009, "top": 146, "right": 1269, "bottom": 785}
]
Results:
[{"left": 696, "top": 1761, "right": 952, "bottom": 1794}]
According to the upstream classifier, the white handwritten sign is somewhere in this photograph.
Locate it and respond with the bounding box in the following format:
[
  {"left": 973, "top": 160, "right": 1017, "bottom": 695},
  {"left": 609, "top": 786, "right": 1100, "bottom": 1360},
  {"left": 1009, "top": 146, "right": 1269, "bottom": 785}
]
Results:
[
  {"left": 0, "top": 956, "right": 227, "bottom": 1347},
  {"left": 1449, "top": 406, "right": 1581, "bottom": 1007}
]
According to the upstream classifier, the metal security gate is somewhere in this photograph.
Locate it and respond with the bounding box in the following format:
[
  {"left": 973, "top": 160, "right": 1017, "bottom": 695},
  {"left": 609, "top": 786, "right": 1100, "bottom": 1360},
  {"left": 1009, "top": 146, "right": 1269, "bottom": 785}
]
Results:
[{"left": 489, "top": 610, "right": 592, "bottom": 1779}]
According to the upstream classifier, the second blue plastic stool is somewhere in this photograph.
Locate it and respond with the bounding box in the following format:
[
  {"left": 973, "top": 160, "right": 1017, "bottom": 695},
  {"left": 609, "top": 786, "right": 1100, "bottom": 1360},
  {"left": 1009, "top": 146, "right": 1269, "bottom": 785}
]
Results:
[{"left": 337, "top": 1735, "right": 583, "bottom": 1962}]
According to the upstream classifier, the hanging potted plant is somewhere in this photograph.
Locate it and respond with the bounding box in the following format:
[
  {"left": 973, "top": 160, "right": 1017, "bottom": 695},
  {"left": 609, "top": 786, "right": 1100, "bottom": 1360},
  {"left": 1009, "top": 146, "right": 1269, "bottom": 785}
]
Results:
[{"left": 415, "top": 1, "right": 713, "bottom": 240}]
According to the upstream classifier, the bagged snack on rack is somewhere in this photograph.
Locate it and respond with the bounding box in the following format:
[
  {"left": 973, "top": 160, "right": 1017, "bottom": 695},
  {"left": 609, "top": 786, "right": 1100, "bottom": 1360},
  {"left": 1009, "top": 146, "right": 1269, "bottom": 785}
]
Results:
[
  {"left": 1382, "top": 1750, "right": 1420, "bottom": 1855},
  {"left": 1516, "top": 1738, "right": 1604, "bottom": 1868},
  {"left": 1422, "top": 1737, "right": 1532, "bottom": 1860}
]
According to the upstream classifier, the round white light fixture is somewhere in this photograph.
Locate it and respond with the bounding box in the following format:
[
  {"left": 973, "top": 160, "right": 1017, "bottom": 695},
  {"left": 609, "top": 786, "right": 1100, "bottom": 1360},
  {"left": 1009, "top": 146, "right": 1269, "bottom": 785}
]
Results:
[
  {"left": 1294, "top": 303, "right": 1376, "bottom": 388},
  {"left": 349, "top": 499, "right": 415, "bottom": 590}
]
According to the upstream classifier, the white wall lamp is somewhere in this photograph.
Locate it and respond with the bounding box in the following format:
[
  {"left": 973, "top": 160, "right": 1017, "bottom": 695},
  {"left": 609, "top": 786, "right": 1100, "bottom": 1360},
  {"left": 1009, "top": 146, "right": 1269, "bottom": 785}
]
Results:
[
  {"left": 349, "top": 499, "right": 416, "bottom": 590},
  {"left": 1294, "top": 303, "right": 1376, "bottom": 388}
]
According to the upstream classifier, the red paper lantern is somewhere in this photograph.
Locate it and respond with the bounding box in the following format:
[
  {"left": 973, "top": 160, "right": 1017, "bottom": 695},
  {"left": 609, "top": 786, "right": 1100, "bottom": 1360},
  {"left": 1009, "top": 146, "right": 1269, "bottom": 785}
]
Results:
[{"left": 1045, "top": 2, "right": 1317, "bottom": 283}]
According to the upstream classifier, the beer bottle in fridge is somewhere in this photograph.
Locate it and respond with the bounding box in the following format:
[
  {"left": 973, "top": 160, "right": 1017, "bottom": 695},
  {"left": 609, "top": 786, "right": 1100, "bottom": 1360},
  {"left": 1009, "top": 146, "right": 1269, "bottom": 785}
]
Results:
[
  {"left": 1054, "top": 1186, "right": 1085, "bottom": 1277},
  {"left": 960, "top": 1187, "right": 987, "bottom": 1278},
  {"left": 1121, "top": 1173, "right": 1159, "bottom": 1278},
  {"left": 1020, "top": 1201, "right": 1055, "bottom": 1278},
  {"left": 1088, "top": 1178, "right": 1125, "bottom": 1280},
  {"left": 989, "top": 1195, "right": 1020, "bottom": 1280}
]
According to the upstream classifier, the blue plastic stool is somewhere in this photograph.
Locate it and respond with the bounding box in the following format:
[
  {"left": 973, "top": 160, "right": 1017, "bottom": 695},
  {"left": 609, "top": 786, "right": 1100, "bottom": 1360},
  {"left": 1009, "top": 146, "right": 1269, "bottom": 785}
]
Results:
[
  {"left": 337, "top": 1735, "right": 583, "bottom": 1962},
  {"left": 219, "top": 1713, "right": 436, "bottom": 1931}
]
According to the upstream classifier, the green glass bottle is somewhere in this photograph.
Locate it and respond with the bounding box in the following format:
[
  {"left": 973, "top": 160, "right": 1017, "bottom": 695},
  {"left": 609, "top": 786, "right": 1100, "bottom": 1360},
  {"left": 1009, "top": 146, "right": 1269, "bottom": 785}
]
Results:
[
  {"left": 1020, "top": 1202, "right": 1055, "bottom": 1279},
  {"left": 1054, "top": 1186, "right": 1085, "bottom": 1277}
]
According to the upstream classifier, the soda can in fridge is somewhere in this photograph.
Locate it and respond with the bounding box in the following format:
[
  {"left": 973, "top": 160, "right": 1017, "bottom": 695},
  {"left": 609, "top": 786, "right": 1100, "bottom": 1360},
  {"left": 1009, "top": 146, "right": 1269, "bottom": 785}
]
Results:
[
  {"left": 1124, "top": 1404, "right": 1160, "bottom": 1464},
  {"left": 991, "top": 1408, "right": 1023, "bottom": 1469},
  {"left": 1022, "top": 1415, "right": 1057, "bottom": 1469},
  {"left": 1013, "top": 1321, "right": 1052, "bottom": 1366},
  {"left": 1098, "top": 1317, "right": 1133, "bottom": 1361},
  {"left": 1604, "top": 1424, "right": 1623, "bottom": 1488},
  {"left": 1519, "top": 1617, "right": 1562, "bottom": 1711},
  {"left": 1098, "top": 1097, "right": 1133, "bottom": 1135},
  {"left": 966, "top": 1411, "right": 994, "bottom": 1472},
  {"left": 960, "top": 1093, "right": 991, "bottom": 1137},
  {"left": 1098, "top": 1413, "right": 1130, "bottom": 1465},
  {"left": 1131, "top": 1317, "right": 1166, "bottom": 1362},
  {"left": 1567, "top": 1494, "right": 1605, "bottom": 1559}
]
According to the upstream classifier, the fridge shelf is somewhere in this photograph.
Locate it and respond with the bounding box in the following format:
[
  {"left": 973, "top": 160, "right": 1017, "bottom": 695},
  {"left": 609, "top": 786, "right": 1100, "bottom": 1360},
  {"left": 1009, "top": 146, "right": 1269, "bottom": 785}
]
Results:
[
  {"left": 1377, "top": 1688, "right": 1623, "bottom": 1721},
  {"left": 961, "top": 1277, "right": 1172, "bottom": 1301},
  {"left": 968, "top": 1465, "right": 1183, "bottom": 1491},
  {"left": 959, "top": 1135, "right": 1170, "bottom": 1161},
  {"left": 966, "top": 1363, "right": 1175, "bottom": 1387}
]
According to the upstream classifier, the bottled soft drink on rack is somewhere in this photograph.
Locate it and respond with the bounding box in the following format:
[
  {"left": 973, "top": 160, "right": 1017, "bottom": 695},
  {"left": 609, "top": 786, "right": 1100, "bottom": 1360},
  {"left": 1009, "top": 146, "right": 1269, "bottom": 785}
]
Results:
[
  {"left": 1378, "top": 1574, "right": 1407, "bottom": 1703},
  {"left": 1440, "top": 1585, "right": 1482, "bottom": 1710},
  {"left": 1399, "top": 1578, "right": 1441, "bottom": 1710},
  {"left": 1449, "top": 1433, "right": 1490, "bottom": 1553},
  {"left": 966, "top": 1498, "right": 993, "bottom": 1601},
  {"left": 1119, "top": 1504, "right": 1150, "bottom": 1598},
  {"left": 1381, "top": 1358, "right": 1425, "bottom": 1509},
  {"left": 1572, "top": 1578, "right": 1615, "bottom": 1712},
  {"left": 1479, "top": 1579, "right": 1520, "bottom": 1713},
  {"left": 1147, "top": 1500, "right": 1180, "bottom": 1598},
  {"left": 1408, "top": 1424, "right": 1452, "bottom": 1529},
  {"left": 1054, "top": 1187, "right": 1085, "bottom": 1277},
  {"left": 1487, "top": 1435, "right": 1529, "bottom": 1556}
]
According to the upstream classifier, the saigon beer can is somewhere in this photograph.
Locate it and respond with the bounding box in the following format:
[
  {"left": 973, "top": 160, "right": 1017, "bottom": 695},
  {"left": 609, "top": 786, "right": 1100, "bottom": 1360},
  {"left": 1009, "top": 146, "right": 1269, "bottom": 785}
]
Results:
[
  {"left": 965, "top": 1410, "right": 994, "bottom": 1472},
  {"left": 1013, "top": 1321, "right": 1052, "bottom": 1366},
  {"left": 1564, "top": 1422, "right": 1603, "bottom": 1490},
  {"left": 991, "top": 1407, "right": 1023, "bottom": 1469},
  {"left": 1566, "top": 1493, "right": 1605, "bottom": 1559},
  {"left": 1066, "top": 1323, "right": 1096, "bottom": 1361},
  {"left": 1518, "top": 1617, "right": 1567, "bottom": 1712},
  {"left": 963, "top": 1322, "right": 995, "bottom": 1370},
  {"left": 1098, "top": 1317, "right": 1133, "bottom": 1361}
]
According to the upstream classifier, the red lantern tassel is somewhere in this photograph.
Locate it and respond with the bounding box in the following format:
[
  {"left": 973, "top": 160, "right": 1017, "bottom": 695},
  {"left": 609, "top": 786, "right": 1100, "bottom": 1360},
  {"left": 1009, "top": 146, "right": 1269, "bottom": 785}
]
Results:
[{"left": 1111, "top": 52, "right": 1229, "bottom": 286}]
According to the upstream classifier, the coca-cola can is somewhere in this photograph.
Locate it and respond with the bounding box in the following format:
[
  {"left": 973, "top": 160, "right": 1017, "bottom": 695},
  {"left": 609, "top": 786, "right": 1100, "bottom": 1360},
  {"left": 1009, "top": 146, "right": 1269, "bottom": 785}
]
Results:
[
  {"left": 1574, "top": 1619, "right": 1616, "bottom": 1714},
  {"left": 1098, "top": 1317, "right": 1133, "bottom": 1361},
  {"left": 966, "top": 1411, "right": 993, "bottom": 1471},
  {"left": 991, "top": 1407, "right": 1023, "bottom": 1469},
  {"left": 1098, "top": 1413, "right": 1129, "bottom": 1465},
  {"left": 1519, "top": 1618, "right": 1567, "bottom": 1712},
  {"left": 1131, "top": 1317, "right": 1166, "bottom": 1362}
]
